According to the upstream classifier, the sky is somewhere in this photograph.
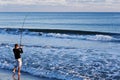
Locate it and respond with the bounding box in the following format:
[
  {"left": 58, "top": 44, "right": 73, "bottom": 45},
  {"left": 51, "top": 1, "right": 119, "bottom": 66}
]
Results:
[{"left": 0, "top": 0, "right": 120, "bottom": 12}]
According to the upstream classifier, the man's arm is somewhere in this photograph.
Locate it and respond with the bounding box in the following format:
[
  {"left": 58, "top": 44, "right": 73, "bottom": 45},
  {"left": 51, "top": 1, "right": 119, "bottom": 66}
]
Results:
[{"left": 19, "top": 48, "right": 23, "bottom": 53}]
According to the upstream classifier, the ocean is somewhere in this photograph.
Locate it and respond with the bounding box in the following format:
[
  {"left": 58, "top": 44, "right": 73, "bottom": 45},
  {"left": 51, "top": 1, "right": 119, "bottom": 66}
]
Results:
[{"left": 0, "top": 12, "right": 120, "bottom": 80}]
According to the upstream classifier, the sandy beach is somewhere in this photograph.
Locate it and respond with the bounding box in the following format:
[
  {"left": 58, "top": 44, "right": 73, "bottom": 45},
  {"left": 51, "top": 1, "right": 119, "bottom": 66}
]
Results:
[{"left": 0, "top": 68, "right": 50, "bottom": 80}]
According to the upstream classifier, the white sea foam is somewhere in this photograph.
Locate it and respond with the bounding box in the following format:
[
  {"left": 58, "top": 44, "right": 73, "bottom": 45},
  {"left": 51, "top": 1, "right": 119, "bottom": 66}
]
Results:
[
  {"left": 0, "top": 44, "right": 120, "bottom": 80},
  {"left": 0, "top": 28, "right": 120, "bottom": 80},
  {"left": 87, "top": 35, "right": 113, "bottom": 41}
]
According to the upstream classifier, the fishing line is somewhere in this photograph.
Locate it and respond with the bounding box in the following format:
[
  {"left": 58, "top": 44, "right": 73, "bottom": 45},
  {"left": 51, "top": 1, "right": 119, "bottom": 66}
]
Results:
[{"left": 20, "top": 13, "right": 29, "bottom": 45}]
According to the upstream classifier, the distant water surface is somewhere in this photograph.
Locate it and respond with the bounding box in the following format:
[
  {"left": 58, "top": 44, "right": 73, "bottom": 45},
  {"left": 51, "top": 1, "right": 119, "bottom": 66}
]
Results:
[{"left": 0, "top": 12, "right": 120, "bottom": 33}]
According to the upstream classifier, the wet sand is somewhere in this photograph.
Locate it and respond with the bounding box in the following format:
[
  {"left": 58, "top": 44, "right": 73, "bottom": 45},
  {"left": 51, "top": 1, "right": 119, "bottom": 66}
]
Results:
[{"left": 0, "top": 69, "right": 49, "bottom": 80}]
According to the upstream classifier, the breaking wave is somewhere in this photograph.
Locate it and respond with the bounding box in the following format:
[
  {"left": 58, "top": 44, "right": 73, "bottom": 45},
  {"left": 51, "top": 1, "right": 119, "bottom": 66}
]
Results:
[
  {"left": 0, "top": 43, "right": 120, "bottom": 80},
  {"left": 0, "top": 28, "right": 119, "bottom": 43}
]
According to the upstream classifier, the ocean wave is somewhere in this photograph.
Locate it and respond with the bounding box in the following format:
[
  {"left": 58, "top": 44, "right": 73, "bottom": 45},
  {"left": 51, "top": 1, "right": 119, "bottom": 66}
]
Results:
[
  {"left": 0, "top": 28, "right": 120, "bottom": 43},
  {"left": 0, "top": 45, "right": 85, "bottom": 80},
  {"left": 0, "top": 44, "right": 120, "bottom": 80},
  {"left": 42, "top": 33, "right": 119, "bottom": 42}
]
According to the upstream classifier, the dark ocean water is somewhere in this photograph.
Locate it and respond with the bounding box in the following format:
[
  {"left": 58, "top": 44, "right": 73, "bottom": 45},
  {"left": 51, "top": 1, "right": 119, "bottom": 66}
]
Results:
[{"left": 0, "top": 12, "right": 120, "bottom": 80}]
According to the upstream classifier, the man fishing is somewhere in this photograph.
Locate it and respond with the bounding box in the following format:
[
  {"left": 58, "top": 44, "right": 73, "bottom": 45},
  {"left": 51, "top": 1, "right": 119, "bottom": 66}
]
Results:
[{"left": 12, "top": 44, "right": 23, "bottom": 80}]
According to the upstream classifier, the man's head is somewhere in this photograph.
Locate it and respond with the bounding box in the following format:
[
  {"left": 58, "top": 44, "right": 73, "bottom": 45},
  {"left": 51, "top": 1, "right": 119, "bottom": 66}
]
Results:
[{"left": 15, "top": 44, "right": 19, "bottom": 48}]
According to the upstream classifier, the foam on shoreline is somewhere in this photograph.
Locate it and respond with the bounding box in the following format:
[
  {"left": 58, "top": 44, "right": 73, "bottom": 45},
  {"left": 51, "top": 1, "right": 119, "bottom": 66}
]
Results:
[{"left": 0, "top": 68, "right": 52, "bottom": 80}]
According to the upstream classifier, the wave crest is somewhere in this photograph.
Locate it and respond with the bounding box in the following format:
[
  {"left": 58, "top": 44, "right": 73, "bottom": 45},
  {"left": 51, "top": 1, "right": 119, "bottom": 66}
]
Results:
[{"left": 0, "top": 28, "right": 119, "bottom": 43}]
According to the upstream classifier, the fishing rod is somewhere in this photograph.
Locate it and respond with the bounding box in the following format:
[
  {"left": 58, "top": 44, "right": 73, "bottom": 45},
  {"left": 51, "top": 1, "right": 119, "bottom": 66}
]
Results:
[{"left": 20, "top": 13, "right": 29, "bottom": 46}]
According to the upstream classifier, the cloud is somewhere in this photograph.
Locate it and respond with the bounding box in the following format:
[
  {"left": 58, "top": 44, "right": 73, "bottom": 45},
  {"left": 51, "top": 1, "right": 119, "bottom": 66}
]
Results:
[
  {"left": 0, "top": 0, "right": 67, "bottom": 5},
  {"left": 67, "top": 0, "right": 106, "bottom": 3},
  {"left": 0, "top": 0, "right": 119, "bottom": 7},
  {"left": 0, "top": 0, "right": 119, "bottom": 12}
]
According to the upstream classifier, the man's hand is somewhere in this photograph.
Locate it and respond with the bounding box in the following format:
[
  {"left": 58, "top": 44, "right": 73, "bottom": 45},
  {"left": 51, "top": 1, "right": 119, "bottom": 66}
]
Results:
[{"left": 20, "top": 45, "right": 23, "bottom": 48}]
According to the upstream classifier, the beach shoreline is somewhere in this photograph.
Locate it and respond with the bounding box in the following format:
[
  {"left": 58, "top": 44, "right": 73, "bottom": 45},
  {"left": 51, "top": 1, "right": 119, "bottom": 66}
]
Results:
[{"left": 0, "top": 68, "right": 50, "bottom": 80}]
